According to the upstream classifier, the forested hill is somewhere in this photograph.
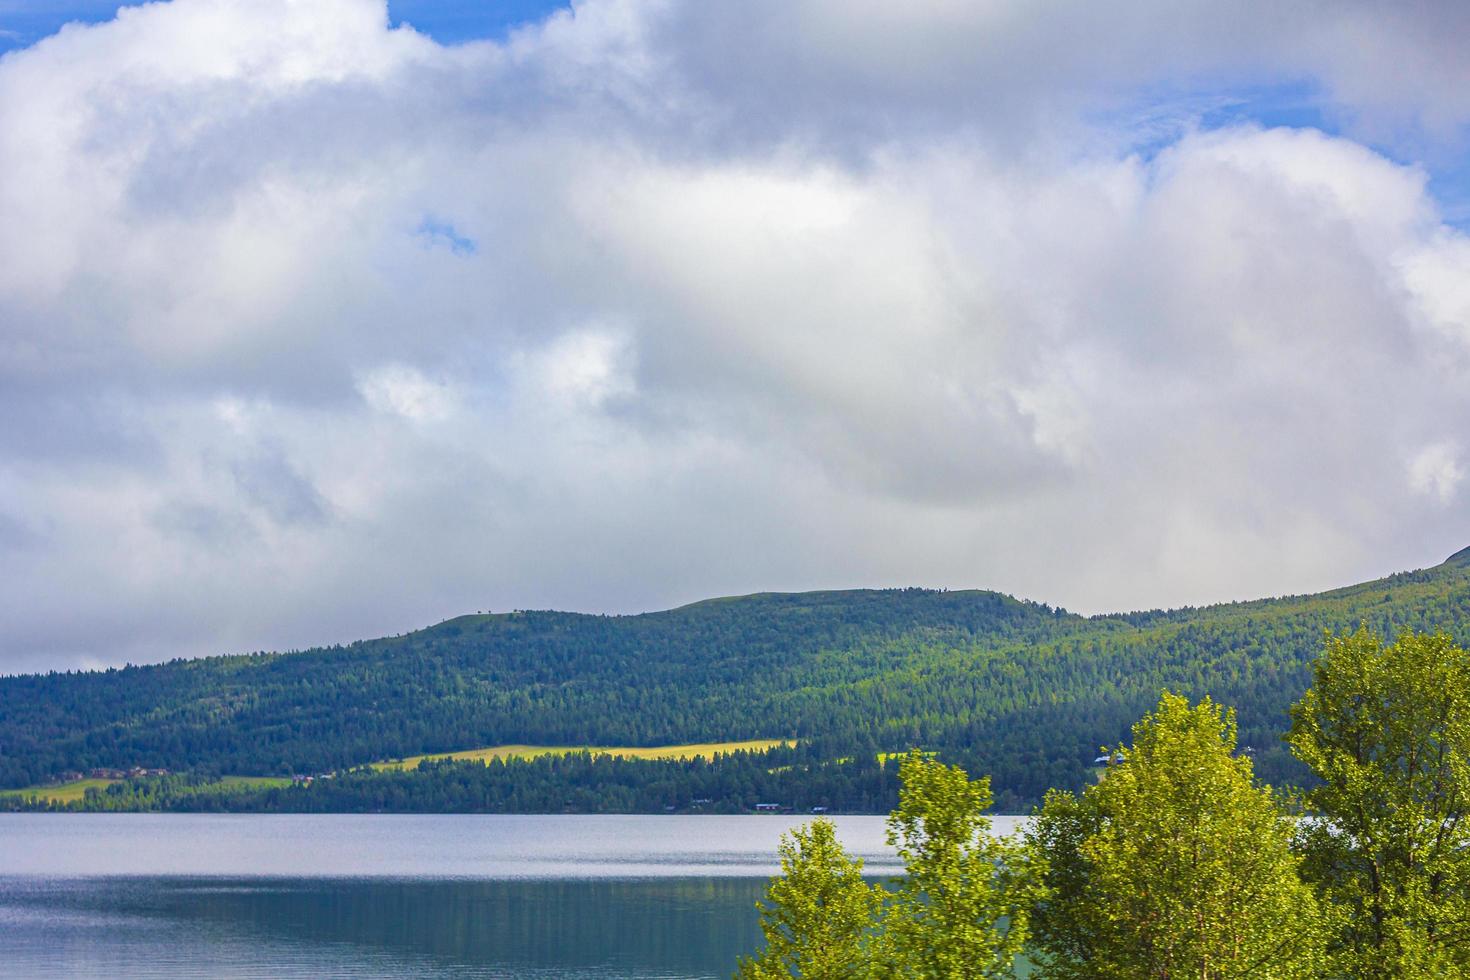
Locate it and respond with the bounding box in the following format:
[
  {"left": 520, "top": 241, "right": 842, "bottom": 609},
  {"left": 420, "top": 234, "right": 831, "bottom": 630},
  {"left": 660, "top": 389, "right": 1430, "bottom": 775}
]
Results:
[{"left": 6, "top": 554, "right": 1470, "bottom": 811}]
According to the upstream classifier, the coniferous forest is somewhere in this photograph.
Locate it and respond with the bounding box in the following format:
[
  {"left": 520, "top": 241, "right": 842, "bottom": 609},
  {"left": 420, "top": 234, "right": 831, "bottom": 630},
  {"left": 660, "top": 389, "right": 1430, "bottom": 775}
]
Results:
[{"left": 5, "top": 548, "right": 1470, "bottom": 813}]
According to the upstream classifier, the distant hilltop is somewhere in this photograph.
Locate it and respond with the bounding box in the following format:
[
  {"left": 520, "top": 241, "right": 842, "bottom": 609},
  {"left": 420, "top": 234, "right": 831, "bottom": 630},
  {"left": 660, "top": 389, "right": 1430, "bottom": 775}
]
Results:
[{"left": 5, "top": 551, "right": 1470, "bottom": 813}]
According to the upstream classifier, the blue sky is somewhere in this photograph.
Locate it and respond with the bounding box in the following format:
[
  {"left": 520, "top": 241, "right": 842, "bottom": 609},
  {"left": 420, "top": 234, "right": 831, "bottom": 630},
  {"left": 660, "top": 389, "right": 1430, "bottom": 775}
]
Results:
[
  {"left": 387, "top": 0, "right": 569, "bottom": 42},
  {"left": 0, "top": 0, "right": 571, "bottom": 51},
  {"left": 1104, "top": 79, "right": 1470, "bottom": 229}
]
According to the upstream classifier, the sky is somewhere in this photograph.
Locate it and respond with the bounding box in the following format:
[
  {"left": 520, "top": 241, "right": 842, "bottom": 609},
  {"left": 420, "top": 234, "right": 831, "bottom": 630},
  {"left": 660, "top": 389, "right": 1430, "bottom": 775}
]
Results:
[
  {"left": 0, "top": 1, "right": 573, "bottom": 51},
  {"left": 2, "top": 0, "right": 1470, "bottom": 674}
]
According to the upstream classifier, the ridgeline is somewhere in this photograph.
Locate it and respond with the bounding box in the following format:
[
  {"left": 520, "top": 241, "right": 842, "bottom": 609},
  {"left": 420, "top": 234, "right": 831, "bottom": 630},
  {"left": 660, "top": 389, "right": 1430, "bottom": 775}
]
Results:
[{"left": 5, "top": 552, "right": 1470, "bottom": 813}]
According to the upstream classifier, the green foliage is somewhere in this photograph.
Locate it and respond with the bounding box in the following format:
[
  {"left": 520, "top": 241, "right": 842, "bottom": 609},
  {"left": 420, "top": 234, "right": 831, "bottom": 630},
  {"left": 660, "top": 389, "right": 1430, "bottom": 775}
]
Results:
[
  {"left": 1289, "top": 628, "right": 1470, "bottom": 978},
  {"left": 7, "top": 558, "right": 1470, "bottom": 812},
  {"left": 738, "top": 758, "right": 1035, "bottom": 979},
  {"left": 0, "top": 772, "right": 294, "bottom": 812},
  {"left": 1027, "top": 692, "right": 1327, "bottom": 979},
  {"left": 883, "top": 751, "right": 1036, "bottom": 978},
  {"left": 735, "top": 819, "right": 884, "bottom": 980},
  {"left": 735, "top": 629, "right": 1470, "bottom": 978},
  {"left": 0, "top": 749, "right": 901, "bottom": 815}
]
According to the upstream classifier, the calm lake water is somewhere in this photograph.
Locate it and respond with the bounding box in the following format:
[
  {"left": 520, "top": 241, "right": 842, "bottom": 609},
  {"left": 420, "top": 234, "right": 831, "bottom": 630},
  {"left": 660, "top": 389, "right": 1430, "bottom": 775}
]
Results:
[{"left": 0, "top": 814, "right": 1027, "bottom": 979}]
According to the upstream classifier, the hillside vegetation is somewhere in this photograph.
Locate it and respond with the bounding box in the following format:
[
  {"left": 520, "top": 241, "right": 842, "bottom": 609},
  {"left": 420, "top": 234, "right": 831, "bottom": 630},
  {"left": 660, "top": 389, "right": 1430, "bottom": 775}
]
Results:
[
  {"left": 5, "top": 554, "right": 1470, "bottom": 811},
  {"left": 371, "top": 739, "right": 792, "bottom": 770}
]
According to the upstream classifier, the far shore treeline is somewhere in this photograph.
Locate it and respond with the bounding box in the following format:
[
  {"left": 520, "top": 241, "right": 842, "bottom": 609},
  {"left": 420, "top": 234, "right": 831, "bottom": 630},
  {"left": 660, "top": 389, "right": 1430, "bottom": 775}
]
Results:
[
  {"left": 5, "top": 550, "right": 1470, "bottom": 815},
  {"left": 737, "top": 628, "right": 1470, "bottom": 979}
]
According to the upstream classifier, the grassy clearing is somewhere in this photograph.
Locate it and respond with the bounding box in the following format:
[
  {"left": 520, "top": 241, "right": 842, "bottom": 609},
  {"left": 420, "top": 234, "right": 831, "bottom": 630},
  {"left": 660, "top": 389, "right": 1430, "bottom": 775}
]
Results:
[
  {"left": 217, "top": 776, "right": 292, "bottom": 790},
  {"left": 373, "top": 738, "right": 793, "bottom": 772},
  {"left": 0, "top": 778, "right": 120, "bottom": 803},
  {"left": 1, "top": 774, "right": 292, "bottom": 804}
]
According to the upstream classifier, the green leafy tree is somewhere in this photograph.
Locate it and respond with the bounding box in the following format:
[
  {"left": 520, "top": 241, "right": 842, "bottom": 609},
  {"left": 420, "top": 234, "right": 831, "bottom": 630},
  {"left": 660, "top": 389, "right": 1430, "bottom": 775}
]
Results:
[
  {"left": 1289, "top": 628, "right": 1470, "bottom": 978},
  {"left": 735, "top": 818, "right": 883, "bottom": 980},
  {"left": 882, "top": 751, "right": 1037, "bottom": 979},
  {"left": 1027, "top": 692, "right": 1326, "bottom": 979}
]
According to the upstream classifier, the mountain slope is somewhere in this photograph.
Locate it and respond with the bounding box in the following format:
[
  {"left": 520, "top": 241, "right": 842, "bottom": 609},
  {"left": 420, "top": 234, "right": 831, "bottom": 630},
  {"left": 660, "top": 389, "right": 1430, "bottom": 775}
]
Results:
[{"left": 5, "top": 556, "right": 1470, "bottom": 809}]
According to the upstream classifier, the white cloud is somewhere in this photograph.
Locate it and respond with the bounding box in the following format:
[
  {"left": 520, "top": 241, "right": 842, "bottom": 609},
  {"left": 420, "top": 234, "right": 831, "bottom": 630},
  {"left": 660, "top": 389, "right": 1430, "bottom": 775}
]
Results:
[
  {"left": 357, "top": 364, "right": 457, "bottom": 422},
  {"left": 4, "top": 0, "right": 1470, "bottom": 671},
  {"left": 1410, "top": 443, "right": 1465, "bottom": 504},
  {"left": 1401, "top": 233, "right": 1470, "bottom": 347},
  {"left": 522, "top": 328, "right": 636, "bottom": 410}
]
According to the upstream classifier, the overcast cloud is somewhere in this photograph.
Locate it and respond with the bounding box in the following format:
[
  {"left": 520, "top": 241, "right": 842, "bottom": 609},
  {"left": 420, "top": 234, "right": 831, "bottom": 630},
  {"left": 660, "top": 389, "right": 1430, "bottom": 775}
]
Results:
[{"left": 3, "top": 0, "right": 1470, "bottom": 672}]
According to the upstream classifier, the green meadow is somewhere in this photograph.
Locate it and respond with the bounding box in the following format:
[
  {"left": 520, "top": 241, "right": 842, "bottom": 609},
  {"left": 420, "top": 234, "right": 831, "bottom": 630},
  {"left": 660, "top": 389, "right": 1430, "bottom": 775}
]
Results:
[
  {"left": 1, "top": 774, "right": 291, "bottom": 804},
  {"left": 216, "top": 776, "right": 293, "bottom": 790},
  {"left": 0, "top": 778, "right": 121, "bottom": 804},
  {"left": 373, "top": 738, "right": 792, "bottom": 771}
]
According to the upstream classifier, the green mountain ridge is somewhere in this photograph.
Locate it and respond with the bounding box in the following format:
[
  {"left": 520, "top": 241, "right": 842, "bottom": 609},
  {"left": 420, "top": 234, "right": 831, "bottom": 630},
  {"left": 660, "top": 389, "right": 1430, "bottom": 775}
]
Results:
[
  {"left": 4, "top": 552, "right": 1470, "bottom": 811},
  {"left": 1443, "top": 544, "right": 1470, "bottom": 568}
]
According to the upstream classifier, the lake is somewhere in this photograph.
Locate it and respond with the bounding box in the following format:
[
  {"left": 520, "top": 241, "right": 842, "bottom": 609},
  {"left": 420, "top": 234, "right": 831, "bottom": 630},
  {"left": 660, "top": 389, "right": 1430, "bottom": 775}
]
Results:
[{"left": 0, "top": 814, "right": 1027, "bottom": 978}]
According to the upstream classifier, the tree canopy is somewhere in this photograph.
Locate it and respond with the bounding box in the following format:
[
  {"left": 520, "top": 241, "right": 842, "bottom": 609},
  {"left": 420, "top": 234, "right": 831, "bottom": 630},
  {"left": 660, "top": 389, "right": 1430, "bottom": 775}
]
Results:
[
  {"left": 884, "top": 752, "right": 1036, "bottom": 978},
  {"left": 737, "top": 755, "right": 1035, "bottom": 979},
  {"left": 739, "top": 631, "right": 1470, "bottom": 978},
  {"left": 735, "top": 819, "right": 883, "bottom": 980},
  {"left": 1289, "top": 628, "right": 1470, "bottom": 978},
  {"left": 1027, "top": 692, "right": 1325, "bottom": 979}
]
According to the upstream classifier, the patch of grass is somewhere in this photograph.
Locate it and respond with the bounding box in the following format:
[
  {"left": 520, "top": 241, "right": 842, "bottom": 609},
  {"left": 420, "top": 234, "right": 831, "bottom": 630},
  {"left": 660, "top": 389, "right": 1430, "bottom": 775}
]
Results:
[
  {"left": 0, "top": 778, "right": 119, "bottom": 803},
  {"left": 216, "top": 775, "right": 292, "bottom": 790},
  {"left": 2, "top": 774, "right": 293, "bottom": 805},
  {"left": 373, "top": 738, "right": 793, "bottom": 771}
]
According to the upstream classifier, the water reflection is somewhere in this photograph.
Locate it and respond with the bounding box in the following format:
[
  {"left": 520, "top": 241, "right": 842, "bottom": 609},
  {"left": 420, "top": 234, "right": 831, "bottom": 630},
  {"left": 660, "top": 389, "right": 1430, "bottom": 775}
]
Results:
[
  {"left": 0, "top": 876, "right": 770, "bottom": 979},
  {"left": 0, "top": 814, "right": 908, "bottom": 878},
  {"left": 0, "top": 813, "right": 1027, "bottom": 978}
]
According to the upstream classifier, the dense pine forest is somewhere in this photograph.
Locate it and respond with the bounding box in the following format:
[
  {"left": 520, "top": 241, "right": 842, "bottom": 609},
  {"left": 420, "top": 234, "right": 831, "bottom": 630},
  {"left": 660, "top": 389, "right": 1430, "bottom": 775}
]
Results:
[{"left": 6, "top": 548, "right": 1470, "bottom": 813}]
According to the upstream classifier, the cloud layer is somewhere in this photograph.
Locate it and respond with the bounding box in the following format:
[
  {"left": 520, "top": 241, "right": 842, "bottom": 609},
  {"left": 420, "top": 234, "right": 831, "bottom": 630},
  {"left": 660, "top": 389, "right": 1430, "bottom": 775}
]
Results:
[{"left": 3, "top": 0, "right": 1470, "bottom": 671}]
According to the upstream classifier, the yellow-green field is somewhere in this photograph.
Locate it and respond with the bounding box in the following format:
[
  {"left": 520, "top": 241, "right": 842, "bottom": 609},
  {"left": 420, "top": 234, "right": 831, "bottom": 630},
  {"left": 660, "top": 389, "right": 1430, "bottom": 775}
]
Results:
[
  {"left": 0, "top": 778, "right": 119, "bottom": 803},
  {"left": 373, "top": 738, "right": 792, "bottom": 771},
  {"left": 217, "top": 776, "right": 292, "bottom": 790},
  {"left": 1, "top": 774, "right": 292, "bottom": 803},
  {"left": 3, "top": 748, "right": 790, "bottom": 802}
]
